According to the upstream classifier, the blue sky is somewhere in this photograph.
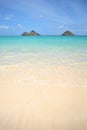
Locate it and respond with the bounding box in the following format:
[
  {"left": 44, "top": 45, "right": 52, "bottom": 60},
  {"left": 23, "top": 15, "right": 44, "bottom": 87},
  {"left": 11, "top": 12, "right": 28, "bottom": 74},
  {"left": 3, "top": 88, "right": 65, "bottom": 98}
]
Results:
[{"left": 0, "top": 0, "right": 87, "bottom": 35}]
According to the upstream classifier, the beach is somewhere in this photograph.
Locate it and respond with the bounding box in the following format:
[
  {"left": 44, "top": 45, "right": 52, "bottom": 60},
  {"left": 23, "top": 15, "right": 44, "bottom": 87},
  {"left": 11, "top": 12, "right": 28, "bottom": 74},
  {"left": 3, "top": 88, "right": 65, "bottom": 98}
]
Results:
[
  {"left": 0, "top": 36, "right": 87, "bottom": 130},
  {"left": 0, "top": 62, "right": 87, "bottom": 130}
]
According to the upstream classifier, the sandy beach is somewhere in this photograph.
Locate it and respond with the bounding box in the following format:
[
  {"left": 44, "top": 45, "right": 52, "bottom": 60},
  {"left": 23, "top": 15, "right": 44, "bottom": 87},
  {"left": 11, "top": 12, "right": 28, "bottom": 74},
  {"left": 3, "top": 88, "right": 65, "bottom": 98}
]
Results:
[{"left": 0, "top": 63, "right": 87, "bottom": 130}]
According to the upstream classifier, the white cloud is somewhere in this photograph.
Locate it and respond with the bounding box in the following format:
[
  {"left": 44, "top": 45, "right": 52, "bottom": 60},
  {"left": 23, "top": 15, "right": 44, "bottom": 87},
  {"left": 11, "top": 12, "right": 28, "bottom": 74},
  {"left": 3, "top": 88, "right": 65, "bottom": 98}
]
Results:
[
  {"left": 18, "top": 24, "right": 22, "bottom": 29},
  {"left": 35, "top": 15, "right": 44, "bottom": 19},
  {"left": 11, "top": 26, "right": 15, "bottom": 30},
  {"left": 11, "top": 24, "right": 22, "bottom": 30},
  {"left": 0, "top": 25, "right": 9, "bottom": 29},
  {"left": 57, "top": 24, "right": 65, "bottom": 29},
  {"left": 57, "top": 24, "right": 68, "bottom": 30},
  {"left": 3, "top": 14, "right": 13, "bottom": 21},
  {"left": 4, "top": 16, "right": 11, "bottom": 20},
  {"left": 84, "top": 29, "right": 87, "bottom": 32}
]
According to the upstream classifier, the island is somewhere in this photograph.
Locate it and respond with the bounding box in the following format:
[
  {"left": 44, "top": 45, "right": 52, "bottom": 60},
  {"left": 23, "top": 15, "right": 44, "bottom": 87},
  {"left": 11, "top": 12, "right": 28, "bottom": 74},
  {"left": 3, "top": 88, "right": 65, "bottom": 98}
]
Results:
[
  {"left": 21, "top": 30, "right": 40, "bottom": 36},
  {"left": 61, "top": 31, "right": 74, "bottom": 36}
]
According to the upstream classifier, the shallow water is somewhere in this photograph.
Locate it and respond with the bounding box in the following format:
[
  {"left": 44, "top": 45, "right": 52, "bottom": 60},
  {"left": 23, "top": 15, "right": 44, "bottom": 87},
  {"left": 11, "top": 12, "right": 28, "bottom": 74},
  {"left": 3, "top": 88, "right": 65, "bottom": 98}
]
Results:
[{"left": 0, "top": 36, "right": 87, "bottom": 69}]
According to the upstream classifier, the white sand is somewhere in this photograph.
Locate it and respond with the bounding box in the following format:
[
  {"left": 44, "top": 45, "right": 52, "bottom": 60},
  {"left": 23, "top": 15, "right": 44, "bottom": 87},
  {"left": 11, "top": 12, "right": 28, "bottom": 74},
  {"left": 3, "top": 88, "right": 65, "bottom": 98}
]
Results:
[{"left": 0, "top": 63, "right": 87, "bottom": 130}]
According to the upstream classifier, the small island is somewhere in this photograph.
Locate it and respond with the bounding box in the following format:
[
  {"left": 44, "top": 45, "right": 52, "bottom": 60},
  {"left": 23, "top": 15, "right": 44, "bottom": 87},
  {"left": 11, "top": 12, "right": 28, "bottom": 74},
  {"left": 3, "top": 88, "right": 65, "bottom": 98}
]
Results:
[
  {"left": 61, "top": 31, "right": 74, "bottom": 36},
  {"left": 21, "top": 30, "right": 40, "bottom": 36},
  {"left": 21, "top": 30, "right": 75, "bottom": 36}
]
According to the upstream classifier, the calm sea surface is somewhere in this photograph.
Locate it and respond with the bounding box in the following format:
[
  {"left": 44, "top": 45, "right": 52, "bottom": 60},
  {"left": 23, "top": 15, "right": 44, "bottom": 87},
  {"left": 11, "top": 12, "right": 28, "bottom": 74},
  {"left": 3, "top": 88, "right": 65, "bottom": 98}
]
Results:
[{"left": 0, "top": 36, "right": 87, "bottom": 69}]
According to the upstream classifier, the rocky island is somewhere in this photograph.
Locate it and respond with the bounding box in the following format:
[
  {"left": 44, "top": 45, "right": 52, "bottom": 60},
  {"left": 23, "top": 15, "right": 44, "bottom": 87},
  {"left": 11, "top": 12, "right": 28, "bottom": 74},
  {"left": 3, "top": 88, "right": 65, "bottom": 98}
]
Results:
[
  {"left": 21, "top": 30, "right": 40, "bottom": 36},
  {"left": 61, "top": 31, "right": 74, "bottom": 36}
]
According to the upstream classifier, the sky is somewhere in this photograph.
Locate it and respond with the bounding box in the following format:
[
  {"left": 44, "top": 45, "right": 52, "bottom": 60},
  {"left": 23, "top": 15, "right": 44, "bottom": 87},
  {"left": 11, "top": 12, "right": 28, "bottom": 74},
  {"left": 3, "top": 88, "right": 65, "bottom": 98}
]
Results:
[{"left": 0, "top": 0, "right": 87, "bottom": 35}]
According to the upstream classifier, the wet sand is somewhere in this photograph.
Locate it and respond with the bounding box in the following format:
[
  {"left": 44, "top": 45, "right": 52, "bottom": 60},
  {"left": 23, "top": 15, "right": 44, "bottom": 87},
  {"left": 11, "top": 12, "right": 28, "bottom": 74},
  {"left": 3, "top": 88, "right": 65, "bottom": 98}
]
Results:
[{"left": 0, "top": 63, "right": 87, "bottom": 130}]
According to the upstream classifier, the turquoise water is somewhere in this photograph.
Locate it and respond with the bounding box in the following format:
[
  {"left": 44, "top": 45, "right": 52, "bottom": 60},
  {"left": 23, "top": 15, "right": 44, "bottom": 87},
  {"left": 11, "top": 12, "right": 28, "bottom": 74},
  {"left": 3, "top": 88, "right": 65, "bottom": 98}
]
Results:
[{"left": 0, "top": 36, "right": 87, "bottom": 69}]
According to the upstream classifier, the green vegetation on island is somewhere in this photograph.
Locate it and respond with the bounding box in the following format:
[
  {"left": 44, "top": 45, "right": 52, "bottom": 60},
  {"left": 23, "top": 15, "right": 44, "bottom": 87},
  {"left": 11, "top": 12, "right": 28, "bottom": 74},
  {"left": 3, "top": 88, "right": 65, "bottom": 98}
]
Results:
[
  {"left": 21, "top": 30, "right": 75, "bottom": 36},
  {"left": 21, "top": 30, "right": 40, "bottom": 36},
  {"left": 61, "top": 31, "right": 74, "bottom": 36}
]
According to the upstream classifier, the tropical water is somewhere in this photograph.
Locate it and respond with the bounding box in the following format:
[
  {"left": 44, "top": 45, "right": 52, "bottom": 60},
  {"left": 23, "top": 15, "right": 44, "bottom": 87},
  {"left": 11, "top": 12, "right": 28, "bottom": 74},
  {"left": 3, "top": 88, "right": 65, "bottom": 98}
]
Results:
[{"left": 0, "top": 36, "right": 87, "bottom": 70}]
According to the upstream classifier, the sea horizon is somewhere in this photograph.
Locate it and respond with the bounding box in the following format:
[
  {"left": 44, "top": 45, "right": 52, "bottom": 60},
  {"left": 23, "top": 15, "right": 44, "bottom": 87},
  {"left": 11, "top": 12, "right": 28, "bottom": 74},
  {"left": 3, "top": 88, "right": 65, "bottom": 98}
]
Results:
[{"left": 0, "top": 34, "right": 87, "bottom": 37}]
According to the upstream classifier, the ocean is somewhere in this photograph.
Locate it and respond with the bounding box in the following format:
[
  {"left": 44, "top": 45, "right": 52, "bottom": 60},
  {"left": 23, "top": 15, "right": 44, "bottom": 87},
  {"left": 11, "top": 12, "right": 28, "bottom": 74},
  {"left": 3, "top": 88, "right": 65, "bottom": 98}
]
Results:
[{"left": 0, "top": 36, "right": 87, "bottom": 69}]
